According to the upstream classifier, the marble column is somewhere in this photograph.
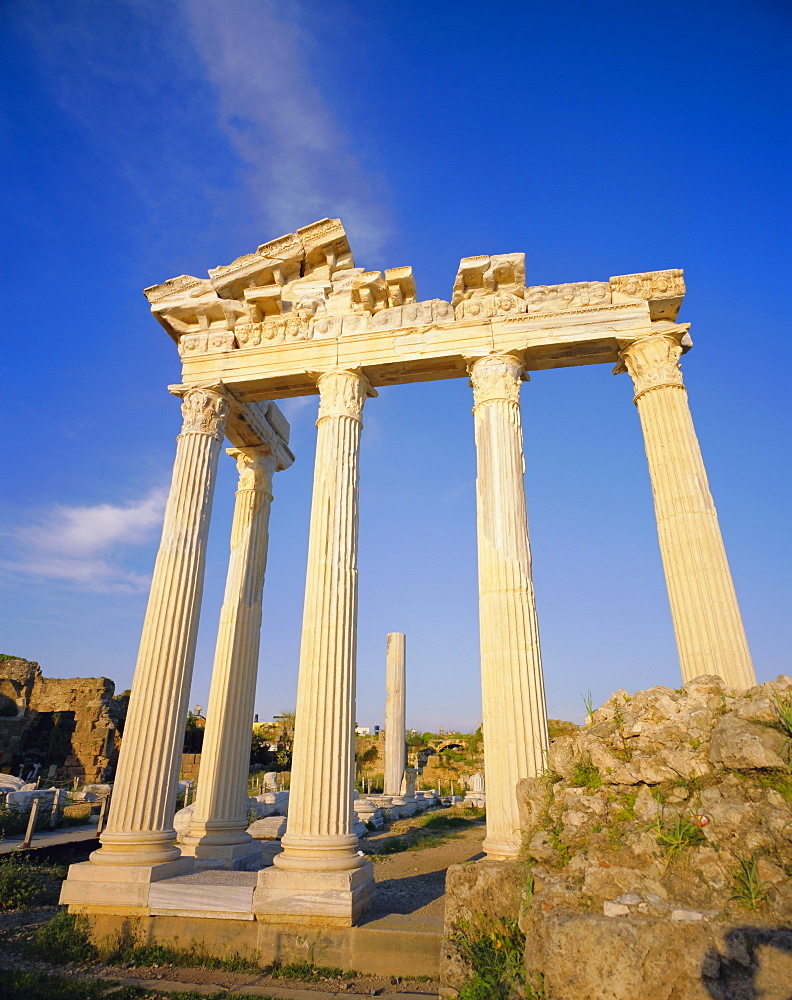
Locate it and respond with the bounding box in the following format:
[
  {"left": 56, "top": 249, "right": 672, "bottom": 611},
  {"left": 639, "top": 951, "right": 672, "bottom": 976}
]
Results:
[
  {"left": 618, "top": 330, "right": 755, "bottom": 689},
  {"left": 255, "top": 371, "right": 376, "bottom": 924},
  {"left": 470, "top": 354, "right": 549, "bottom": 861},
  {"left": 91, "top": 386, "right": 230, "bottom": 868},
  {"left": 383, "top": 633, "right": 407, "bottom": 798},
  {"left": 181, "top": 446, "right": 277, "bottom": 868}
]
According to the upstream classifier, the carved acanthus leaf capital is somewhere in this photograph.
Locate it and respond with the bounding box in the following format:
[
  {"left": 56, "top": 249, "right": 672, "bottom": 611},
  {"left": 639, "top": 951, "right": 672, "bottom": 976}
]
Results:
[
  {"left": 177, "top": 387, "right": 230, "bottom": 441},
  {"left": 468, "top": 354, "right": 525, "bottom": 406},
  {"left": 315, "top": 369, "right": 377, "bottom": 422},
  {"left": 617, "top": 332, "right": 687, "bottom": 400},
  {"left": 227, "top": 447, "right": 276, "bottom": 495}
]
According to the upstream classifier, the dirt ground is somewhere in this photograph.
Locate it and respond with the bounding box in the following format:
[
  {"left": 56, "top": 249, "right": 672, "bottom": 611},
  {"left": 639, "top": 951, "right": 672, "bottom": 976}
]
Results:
[{"left": 0, "top": 814, "right": 487, "bottom": 997}]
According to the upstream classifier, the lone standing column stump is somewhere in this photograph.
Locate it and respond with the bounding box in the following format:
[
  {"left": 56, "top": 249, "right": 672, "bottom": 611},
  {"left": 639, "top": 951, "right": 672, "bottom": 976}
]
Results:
[{"left": 384, "top": 632, "right": 407, "bottom": 800}]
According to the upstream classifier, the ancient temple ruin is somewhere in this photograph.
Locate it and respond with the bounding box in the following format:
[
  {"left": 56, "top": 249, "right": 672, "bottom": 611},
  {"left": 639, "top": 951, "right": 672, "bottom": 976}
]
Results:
[{"left": 61, "top": 218, "right": 755, "bottom": 935}]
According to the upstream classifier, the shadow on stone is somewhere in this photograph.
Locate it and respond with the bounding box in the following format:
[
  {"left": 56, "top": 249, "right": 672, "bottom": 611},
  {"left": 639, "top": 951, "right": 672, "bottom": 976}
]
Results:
[{"left": 702, "top": 925, "right": 792, "bottom": 1000}]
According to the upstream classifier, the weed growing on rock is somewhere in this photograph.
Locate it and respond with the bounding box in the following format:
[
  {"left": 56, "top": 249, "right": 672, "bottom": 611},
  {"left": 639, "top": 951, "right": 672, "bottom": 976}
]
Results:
[
  {"left": 774, "top": 693, "right": 792, "bottom": 764},
  {"left": 581, "top": 690, "right": 594, "bottom": 724},
  {"left": 729, "top": 856, "right": 771, "bottom": 910},
  {"left": 571, "top": 758, "right": 602, "bottom": 789},
  {"left": 650, "top": 814, "right": 706, "bottom": 859},
  {"left": 454, "top": 915, "right": 530, "bottom": 1000}
]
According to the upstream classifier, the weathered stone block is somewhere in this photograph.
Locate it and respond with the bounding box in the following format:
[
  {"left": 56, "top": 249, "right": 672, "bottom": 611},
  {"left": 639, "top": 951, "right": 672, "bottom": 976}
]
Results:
[{"left": 527, "top": 910, "right": 792, "bottom": 1000}]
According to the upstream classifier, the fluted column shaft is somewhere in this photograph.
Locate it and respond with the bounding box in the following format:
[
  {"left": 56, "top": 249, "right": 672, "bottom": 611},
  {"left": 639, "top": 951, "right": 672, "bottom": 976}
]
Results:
[
  {"left": 470, "top": 354, "right": 549, "bottom": 861},
  {"left": 184, "top": 448, "right": 277, "bottom": 855},
  {"left": 275, "top": 370, "right": 375, "bottom": 873},
  {"left": 93, "top": 387, "right": 229, "bottom": 866},
  {"left": 620, "top": 332, "right": 755, "bottom": 689},
  {"left": 383, "top": 633, "right": 406, "bottom": 797}
]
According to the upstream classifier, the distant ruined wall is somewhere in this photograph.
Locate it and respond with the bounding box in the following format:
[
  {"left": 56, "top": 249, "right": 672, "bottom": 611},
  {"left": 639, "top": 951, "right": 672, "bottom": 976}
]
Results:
[{"left": 0, "top": 657, "right": 122, "bottom": 783}]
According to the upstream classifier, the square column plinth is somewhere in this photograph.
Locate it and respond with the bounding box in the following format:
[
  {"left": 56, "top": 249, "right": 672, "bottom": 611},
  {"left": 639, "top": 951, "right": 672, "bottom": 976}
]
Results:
[
  {"left": 59, "top": 857, "right": 194, "bottom": 909},
  {"left": 253, "top": 862, "right": 375, "bottom": 926},
  {"left": 179, "top": 839, "right": 265, "bottom": 872}
]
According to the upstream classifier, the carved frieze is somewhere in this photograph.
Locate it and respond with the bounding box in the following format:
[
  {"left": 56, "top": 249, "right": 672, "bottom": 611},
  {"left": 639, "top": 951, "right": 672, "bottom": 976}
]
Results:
[
  {"left": 525, "top": 281, "right": 611, "bottom": 313},
  {"left": 385, "top": 266, "right": 417, "bottom": 307},
  {"left": 351, "top": 272, "right": 389, "bottom": 315},
  {"left": 452, "top": 253, "right": 527, "bottom": 320},
  {"left": 146, "top": 220, "right": 687, "bottom": 366},
  {"left": 610, "top": 270, "right": 685, "bottom": 321}
]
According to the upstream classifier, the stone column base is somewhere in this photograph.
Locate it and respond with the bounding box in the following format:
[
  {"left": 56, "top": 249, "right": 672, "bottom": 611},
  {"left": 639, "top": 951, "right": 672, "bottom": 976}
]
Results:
[
  {"left": 180, "top": 840, "right": 265, "bottom": 872},
  {"left": 253, "top": 862, "right": 375, "bottom": 926},
  {"left": 59, "top": 857, "right": 194, "bottom": 909}
]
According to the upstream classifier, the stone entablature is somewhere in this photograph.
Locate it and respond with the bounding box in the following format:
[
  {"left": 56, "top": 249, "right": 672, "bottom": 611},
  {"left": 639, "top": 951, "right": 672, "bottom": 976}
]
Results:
[{"left": 145, "top": 218, "right": 688, "bottom": 399}]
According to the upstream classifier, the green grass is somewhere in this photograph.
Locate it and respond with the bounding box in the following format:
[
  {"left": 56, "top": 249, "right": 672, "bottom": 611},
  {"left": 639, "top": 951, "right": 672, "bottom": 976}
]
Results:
[
  {"left": 29, "top": 912, "right": 358, "bottom": 984},
  {"left": 0, "top": 969, "right": 280, "bottom": 999},
  {"left": 0, "top": 805, "right": 53, "bottom": 838},
  {"left": 0, "top": 854, "right": 66, "bottom": 910},
  {"left": 29, "top": 911, "right": 99, "bottom": 963},
  {"left": 29, "top": 912, "right": 261, "bottom": 971},
  {"left": 270, "top": 960, "right": 354, "bottom": 980}
]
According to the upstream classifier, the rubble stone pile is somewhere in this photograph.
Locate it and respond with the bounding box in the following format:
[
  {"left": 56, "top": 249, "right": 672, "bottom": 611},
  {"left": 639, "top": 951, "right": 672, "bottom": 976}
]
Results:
[{"left": 519, "top": 674, "right": 792, "bottom": 923}]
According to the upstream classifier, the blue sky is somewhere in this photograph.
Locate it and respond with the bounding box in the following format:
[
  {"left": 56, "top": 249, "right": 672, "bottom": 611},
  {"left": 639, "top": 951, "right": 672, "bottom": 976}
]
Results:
[{"left": 1, "top": 0, "right": 789, "bottom": 732}]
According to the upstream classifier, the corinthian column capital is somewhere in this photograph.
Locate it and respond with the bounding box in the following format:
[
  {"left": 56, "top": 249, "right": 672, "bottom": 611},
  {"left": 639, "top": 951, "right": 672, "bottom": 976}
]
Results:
[
  {"left": 617, "top": 329, "right": 689, "bottom": 401},
  {"left": 315, "top": 369, "right": 377, "bottom": 423},
  {"left": 468, "top": 354, "right": 525, "bottom": 406},
  {"left": 173, "top": 386, "right": 231, "bottom": 441},
  {"left": 227, "top": 447, "right": 276, "bottom": 496}
]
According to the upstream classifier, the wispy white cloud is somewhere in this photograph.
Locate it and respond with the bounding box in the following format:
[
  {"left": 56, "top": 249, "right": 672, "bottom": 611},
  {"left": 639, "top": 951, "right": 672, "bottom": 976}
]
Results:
[
  {"left": 180, "top": 0, "right": 390, "bottom": 254},
  {"left": 1, "top": 489, "right": 167, "bottom": 593}
]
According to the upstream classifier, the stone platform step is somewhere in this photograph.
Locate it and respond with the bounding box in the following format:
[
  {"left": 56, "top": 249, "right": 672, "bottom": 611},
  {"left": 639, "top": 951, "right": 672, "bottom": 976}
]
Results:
[
  {"left": 84, "top": 901, "right": 443, "bottom": 978},
  {"left": 149, "top": 869, "right": 258, "bottom": 919}
]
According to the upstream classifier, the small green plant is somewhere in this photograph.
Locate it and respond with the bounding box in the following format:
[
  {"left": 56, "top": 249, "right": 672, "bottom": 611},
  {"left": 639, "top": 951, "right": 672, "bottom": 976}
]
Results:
[
  {"left": 30, "top": 910, "right": 98, "bottom": 963},
  {"left": 730, "top": 855, "right": 771, "bottom": 910},
  {"left": 774, "top": 693, "right": 792, "bottom": 766},
  {"left": 546, "top": 819, "right": 572, "bottom": 866},
  {"left": 650, "top": 814, "right": 706, "bottom": 859},
  {"left": 571, "top": 758, "right": 602, "bottom": 789},
  {"left": 454, "top": 915, "right": 528, "bottom": 1000},
  {"left": 774, "top": 693, "right": 792, "bottom": 736},
  {"left": 612, "top": 789, "right": 639, "bottom": 824},
  {"left": 581, "top": 690, "right": 594, "bottom": 723}
]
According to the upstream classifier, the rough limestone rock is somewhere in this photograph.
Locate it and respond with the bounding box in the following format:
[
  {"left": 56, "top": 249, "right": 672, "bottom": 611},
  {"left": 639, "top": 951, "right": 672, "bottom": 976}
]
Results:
[
  {"left": 529, "top": 911, "right": 792, "bottom": 1000},
  {"left": 709, "top": 714, "right": 787, "bottom": 770},
  {"left": 441, "top": 675, "right": 792, "bottom": 999}
]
